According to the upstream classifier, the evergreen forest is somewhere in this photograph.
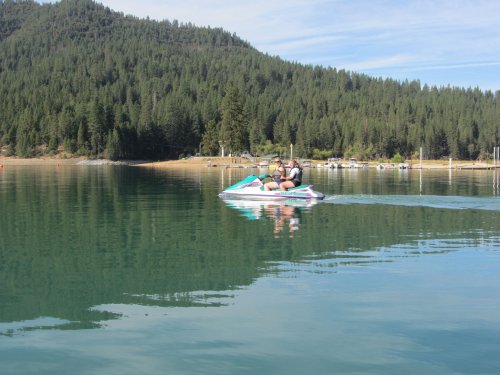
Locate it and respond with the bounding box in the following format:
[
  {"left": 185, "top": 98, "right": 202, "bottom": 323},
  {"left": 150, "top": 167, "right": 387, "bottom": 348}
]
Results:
[{"left": 1, "top": 0, "right": 499, "bottom": 160}]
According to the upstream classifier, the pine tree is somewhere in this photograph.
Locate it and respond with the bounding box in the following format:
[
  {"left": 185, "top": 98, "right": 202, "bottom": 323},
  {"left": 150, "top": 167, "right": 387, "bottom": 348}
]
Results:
[
  {"left": 106, "top": 128, "right": 121, "bottom": 160},
  {"left": 219, "top": 83, "right": 248, "bottom": 154},
  {"left": 77, "top": 122, "right": 88, "bottom": 154},
  {"left": 201, "top": 119, "right": 219, "bottom": 156},
  {"left": 87, "top": 97, "right": 106, "bottom": 156}
]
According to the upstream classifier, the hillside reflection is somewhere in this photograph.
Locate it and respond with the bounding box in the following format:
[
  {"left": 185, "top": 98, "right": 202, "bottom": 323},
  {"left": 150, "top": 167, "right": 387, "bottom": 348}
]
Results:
[{"left": 1, "top": 166, "right": 499, "bottom": 334}]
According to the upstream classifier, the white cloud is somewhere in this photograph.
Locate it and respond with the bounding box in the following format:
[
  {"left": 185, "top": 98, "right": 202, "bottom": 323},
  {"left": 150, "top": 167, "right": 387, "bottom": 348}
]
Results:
[
  {"left": 262, "top": 34, "right": 346, "bottom": 53},
  {"left": 339, "top": 55, "right": 419, "bottom": 71}
]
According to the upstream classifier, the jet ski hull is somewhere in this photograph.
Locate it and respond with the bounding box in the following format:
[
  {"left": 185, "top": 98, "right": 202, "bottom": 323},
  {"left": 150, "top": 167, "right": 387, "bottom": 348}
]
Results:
[{"left": 219, "top": 175, "right": 325, "bottom": 200}]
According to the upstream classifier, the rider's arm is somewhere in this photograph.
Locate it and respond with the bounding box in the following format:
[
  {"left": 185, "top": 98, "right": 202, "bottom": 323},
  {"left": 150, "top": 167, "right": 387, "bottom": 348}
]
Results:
[
  {"left": 284, "top": 168, "right": 297, "bottom": 180},
  {"left": 279, "top": 166, "right": 286, "bottom": 178}
]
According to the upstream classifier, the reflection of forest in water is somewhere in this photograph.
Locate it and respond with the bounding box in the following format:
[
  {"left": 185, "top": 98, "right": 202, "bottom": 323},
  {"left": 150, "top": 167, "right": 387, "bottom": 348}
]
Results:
[{"left": 1, "top": 166, "right": 499, "bottom": 331}]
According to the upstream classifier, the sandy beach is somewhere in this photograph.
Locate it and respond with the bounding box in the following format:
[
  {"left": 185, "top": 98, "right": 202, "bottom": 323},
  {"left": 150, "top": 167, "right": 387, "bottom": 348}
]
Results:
[
  {"left": 0, "top": 156, "right": 85, "bottom": 166},
  {"left": 0, "top": 156, "right": 497, "bottom": 170},
  {"left": 133, "top": 157, "right": 498, "bottom": 170}
]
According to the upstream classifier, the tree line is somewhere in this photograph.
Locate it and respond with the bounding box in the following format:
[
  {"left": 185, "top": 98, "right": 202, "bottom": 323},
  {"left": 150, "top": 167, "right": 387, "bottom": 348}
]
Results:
[{"left": 1, "top": 0, "right": 499, "bottom": 161}]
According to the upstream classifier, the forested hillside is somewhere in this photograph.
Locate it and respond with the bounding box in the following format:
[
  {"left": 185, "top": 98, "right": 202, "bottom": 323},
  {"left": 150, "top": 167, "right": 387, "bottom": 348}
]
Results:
[{"left": 1, "top": 0, "right": 498, "bottom": 160}]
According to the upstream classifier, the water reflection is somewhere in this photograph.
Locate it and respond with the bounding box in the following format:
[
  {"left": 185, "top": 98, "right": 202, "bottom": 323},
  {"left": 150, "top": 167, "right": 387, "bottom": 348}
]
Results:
[
  {"left": 494, "top": 170, "right": 499, "bottom": 196},
  {"left": 221, "top": 198, "right": 318, "bottom": 238},
  {"left": 270, "top": 205, "right": 300, "bottom": 239},
  {"left": 1, "top": 166, "right": 500, "bottom": 337}
]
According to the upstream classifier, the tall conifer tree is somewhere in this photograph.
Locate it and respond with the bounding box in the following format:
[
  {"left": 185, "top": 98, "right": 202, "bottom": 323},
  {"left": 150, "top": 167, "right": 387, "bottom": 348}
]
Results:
[{"left": 219, "top": 83, "right": 248, "bottom": 154}]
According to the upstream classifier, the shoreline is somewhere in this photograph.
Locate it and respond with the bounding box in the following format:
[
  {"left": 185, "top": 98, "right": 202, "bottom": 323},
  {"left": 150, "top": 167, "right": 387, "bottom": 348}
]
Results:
[
  {"left": 1, "top": 156, "right": 498, "bottom": 170},
  {"left": 0, "top": 156, "right": 85, "bottom": 166}
]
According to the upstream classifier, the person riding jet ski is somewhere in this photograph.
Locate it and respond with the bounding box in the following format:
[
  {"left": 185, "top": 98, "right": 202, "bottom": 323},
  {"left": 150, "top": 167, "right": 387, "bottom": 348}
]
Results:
[
  {"left": 264, "top": 158, "right": 286, "bottom": 191},
  {"left": 280, "top": 159, "right": 303, "bottom": 191}
]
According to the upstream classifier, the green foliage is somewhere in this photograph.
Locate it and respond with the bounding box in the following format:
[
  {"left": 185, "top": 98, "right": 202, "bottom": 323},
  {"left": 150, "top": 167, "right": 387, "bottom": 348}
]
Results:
[
  {"left": 311, "top": 148, "right": 333, "bottom": 160},
  {"left": 343, "top": 143, "right": 374, "bottom": 161},
  {"left": 219, "top": 83, "right": 248, "bottom": 154},
  {"left": 0, "top": 0, "right": 498, "bottom": 160},
  {"left": 105, "top": 129, "right": 121, "bottom": 160},
  {"left": 253, "top": 140, "right": 287, "bottom": 158},
  {"left": 390, "top": 152, "right": 405, "bottom": 163},
  {"left": 201, "top": 119, "right": 219, "bottom": 156}
]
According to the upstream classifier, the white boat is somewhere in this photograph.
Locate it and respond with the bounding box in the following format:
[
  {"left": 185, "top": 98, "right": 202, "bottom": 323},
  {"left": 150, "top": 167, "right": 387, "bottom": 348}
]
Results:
[
  {"left": 377, "top": 163, "right": 395, "bottom": 170},
  {"left": 327, "top": 158, "right": 341, "bottom": 169},
  {"left": 219, "top": 175, "right": 325, "bottom": 200},
  {"left": 348, "top": 158, "right": 359, "bottom": 168},
  {"left": 300, "top": 159, "right": 312, "bottom": 168}
]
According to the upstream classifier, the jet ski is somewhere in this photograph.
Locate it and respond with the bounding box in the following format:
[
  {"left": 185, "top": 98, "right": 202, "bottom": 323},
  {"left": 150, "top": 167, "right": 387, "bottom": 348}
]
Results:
[{"left": 219, "top": 174, "right": 325, "bottom": 200}]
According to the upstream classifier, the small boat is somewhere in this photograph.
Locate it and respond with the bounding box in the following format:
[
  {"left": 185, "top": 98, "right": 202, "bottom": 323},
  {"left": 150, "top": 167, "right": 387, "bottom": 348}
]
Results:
[
  {"left": 327, "top": 158, "right": 341, "bottom": 169},
  {"left": 348, "top": 158, "right": 359, "bottom": 168},
  {"left": 377, "top": 163, "right": 395, "bottom": 170},
  {"left": 219, "top": 175, "right": 325, "bottom": 200},
  {"left": 300, "top": 159, "right": 312, "bottom": 168}
]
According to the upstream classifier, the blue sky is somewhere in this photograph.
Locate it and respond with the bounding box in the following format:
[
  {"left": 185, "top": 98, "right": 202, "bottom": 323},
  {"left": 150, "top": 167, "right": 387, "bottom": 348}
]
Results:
[{"left": 40, "top": 0, "right": 500, "bottom": 92}]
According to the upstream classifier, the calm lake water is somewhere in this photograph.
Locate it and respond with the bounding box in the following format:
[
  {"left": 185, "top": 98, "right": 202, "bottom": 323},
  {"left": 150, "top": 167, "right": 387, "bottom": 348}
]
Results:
[{"left": 1, "top": 165, "right": 500, "bottom": 374}]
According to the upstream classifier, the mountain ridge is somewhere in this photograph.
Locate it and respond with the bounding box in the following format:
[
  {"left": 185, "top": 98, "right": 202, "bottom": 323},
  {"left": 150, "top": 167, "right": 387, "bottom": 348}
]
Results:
[{"left": 0, "top": 0, "right": 498, "bottom": 160}]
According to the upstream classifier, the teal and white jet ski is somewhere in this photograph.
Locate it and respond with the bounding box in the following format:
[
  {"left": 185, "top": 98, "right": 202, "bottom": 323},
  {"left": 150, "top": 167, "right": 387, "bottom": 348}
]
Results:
[{"left": 219, "top": 174, "right": 325, "bottom": 200}]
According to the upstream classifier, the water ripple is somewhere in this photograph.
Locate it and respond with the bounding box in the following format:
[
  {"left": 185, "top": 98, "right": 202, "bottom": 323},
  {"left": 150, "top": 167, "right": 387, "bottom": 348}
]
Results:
[{"left": 323, "top": 194, "right": 500, "bottom": 211}]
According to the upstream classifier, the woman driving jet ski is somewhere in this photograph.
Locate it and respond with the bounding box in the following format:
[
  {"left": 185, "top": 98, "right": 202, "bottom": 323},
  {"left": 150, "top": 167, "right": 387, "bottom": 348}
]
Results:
[{"left": 264, "top": 158, "right": 286, "bottom": 191}]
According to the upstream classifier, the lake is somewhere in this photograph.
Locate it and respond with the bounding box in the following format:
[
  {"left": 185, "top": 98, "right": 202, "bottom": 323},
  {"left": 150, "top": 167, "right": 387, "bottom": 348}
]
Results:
[{"left": 1, "top": 165, "right": 500, "bottom": 374}]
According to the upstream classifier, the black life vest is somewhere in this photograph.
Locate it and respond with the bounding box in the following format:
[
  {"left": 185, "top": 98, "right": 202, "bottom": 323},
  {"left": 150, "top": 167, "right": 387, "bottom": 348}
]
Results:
[{"left": 291, "top": 166, "right": 302, "bottom": 185}]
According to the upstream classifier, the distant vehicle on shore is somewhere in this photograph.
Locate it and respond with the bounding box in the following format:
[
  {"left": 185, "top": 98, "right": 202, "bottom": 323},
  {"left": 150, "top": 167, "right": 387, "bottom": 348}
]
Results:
[{"left": 240, "top": 151, "right": 253, "bottom": 158}]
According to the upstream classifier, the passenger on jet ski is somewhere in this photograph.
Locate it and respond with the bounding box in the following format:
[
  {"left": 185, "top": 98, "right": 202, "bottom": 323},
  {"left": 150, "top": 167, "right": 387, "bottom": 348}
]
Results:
[{"left": 280, "top": 159, "right": 303, "bottom": 191}]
